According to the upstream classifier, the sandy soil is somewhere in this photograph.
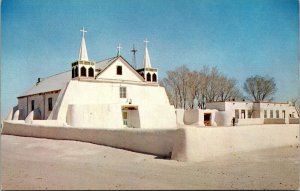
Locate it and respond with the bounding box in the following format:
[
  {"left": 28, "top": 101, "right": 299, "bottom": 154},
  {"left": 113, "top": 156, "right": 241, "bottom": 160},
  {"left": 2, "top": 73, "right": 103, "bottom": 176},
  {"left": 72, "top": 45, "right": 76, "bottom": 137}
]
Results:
[{"left": 1, "top": 135, "right": 299, "bottom": 190}]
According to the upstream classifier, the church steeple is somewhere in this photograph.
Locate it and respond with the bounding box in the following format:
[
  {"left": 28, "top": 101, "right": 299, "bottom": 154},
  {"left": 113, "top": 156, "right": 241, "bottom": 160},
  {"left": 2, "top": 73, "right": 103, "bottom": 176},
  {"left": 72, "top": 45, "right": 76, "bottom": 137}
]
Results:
[
  {"left": 143, "top": 38, "right": 151, "bottom": 68},
  {"left": 135, "top": 38, "right": 158, "bottom": 83},
  {"left": 71, "top": 27, "right": 95, "bottom": 79},
  {"left": 78, "top": 27, "right": 89, "bottom": 61}
]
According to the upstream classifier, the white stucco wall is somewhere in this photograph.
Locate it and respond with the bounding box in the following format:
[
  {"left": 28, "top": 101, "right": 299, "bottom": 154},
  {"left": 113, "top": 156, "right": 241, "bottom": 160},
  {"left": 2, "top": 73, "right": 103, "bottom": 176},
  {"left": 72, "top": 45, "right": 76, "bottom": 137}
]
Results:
[
  {"left": 183, "top": 109, "right": 200, "bottom": 125},
  {"left": 17, "top": 92, "right": 60, "bottom": 120},
  {"left": 97, "top": 59, "right": 143, "bottom": 82},
  {"left": 175, "top": 109, "right": 185, "bottom": 125},
  {"left": 183, "top": 109, "right": 217, "bottom": 127},
  {"left": 214, "top": 111, "right": 234, "bottom": 126},
  {"left": 2, "top": 121, "right": 176, "bottom": 157},
  {"left": 56, "top": 80, "right": 176, "bottom": 129},
  {"left": 66, "top": 104, "right": 123, "bottom": 128},
  {"left": 2, "top": 121, "right": 298, "bottom": 162},
  {"left": 206, "top": 102, "right": 225, "bottom": 111},
  {"left": 171, "top": 124, "right": 299, "bottom": 162},
  {"left": 237, "top": 118, "right": 264, "bottom": 125}
]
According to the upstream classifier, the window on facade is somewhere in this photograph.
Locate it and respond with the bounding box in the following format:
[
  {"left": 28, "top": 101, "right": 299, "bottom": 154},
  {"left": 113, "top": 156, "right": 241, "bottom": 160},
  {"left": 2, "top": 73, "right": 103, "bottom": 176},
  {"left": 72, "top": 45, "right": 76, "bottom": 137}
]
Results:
[
  {"left": 31, "top": 100, "right": 35, "bottom": 111},
  {"left": 270, "top": 110, "right": 273, "bottom": 118},
  {"left": 88, "top": 67, "right": 94, "bottom": 77},
  {"left": 276, "top": 110, "right": 279, "bottom": 118},
  {"left": 81, "top": 66, "right": 86, "bottom": 76},
  {"left": 152, "top": 73, "right": 157, "bottom": 82},
  {"left": 72, "top": 68, "right": 75, "bottom": 78},
  {"left": 117, "top": 66, "right": 122, "bottom": 75},
  {"left": 48, "top": 97, "right": 53, "bottom": 111},
  {"left": 75, "top": 66, "right": 78, "bottom": 77},
  {"left": 146, "top": 73, "right": 151, "bottom": 81},
  {"left": 120, "top": 87, "right": 126, "bottom": 98},
  {"left": 248, "top": 110, "right": 252, "bottom": 118},
  {"left": 282, "top": 110, "right": 285, "bottom": 118},
  {"left": 235, "top": 109, "right": 239, "bottom": 119},
  {"left": 241, "top": 110, "right": 245, "bottom": 119},
  {"left": 264, "top": 110, "right": 267, "bottom": 118}
]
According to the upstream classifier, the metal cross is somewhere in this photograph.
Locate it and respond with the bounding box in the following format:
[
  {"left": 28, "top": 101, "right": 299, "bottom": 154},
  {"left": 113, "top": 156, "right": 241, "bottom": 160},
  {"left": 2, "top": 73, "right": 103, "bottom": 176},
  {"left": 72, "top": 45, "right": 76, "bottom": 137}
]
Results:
[
  {"left": 80, "top": 27, "right": 87, "bottom": 37},
  {"left": 117, "top": 43, "right": 122, "bottom": 56},
  {"left": 144, "top": 38, "right": 150, "bottom": 47}
]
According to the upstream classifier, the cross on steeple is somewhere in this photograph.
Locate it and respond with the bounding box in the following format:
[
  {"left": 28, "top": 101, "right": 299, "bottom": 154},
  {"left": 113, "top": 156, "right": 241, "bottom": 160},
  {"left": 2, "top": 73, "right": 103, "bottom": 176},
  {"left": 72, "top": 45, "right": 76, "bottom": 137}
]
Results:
[
  {"left": 144, "top": 38, "right": 150, "bottom": 47},
  {"left": 143, "top": 38, "right": 151, "bottom": 68},
  {"left": 78, "top": 26, "right": 89, "bottom": 61},
  {"left": 80, "top": 27, "right": 87, "bottom": 37},
  {"left": 117, "top": 43, "right": 122, "bottom": 56}
]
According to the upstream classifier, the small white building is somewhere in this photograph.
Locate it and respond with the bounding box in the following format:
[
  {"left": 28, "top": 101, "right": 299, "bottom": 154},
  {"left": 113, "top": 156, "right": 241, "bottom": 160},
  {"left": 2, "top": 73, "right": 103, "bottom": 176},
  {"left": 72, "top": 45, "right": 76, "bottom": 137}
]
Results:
[
  {"left": 9, "top": 28, "right": 177, "bottom": 129},
  {"left": 206, "top": 100, "right": 299, "bottom": 126}
]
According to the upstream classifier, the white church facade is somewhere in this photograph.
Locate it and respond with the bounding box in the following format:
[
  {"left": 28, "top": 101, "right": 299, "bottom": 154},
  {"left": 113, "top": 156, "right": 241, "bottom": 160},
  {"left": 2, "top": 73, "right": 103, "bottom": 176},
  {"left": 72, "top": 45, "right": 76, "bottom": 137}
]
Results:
[{"left": 10, "top": 28, "right": 177, "bottom": 129}]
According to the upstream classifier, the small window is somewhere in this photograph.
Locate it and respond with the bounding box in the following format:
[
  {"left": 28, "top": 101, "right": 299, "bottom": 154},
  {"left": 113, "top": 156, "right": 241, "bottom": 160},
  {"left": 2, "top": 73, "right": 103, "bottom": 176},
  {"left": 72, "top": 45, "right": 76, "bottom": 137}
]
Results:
[
  {"left": 241, "top": 110, "right": 245, "bottom": 119},
  {"left": 72, "top": 67, "right": 75, "bottom": 78},
  {"left": 48, "top": 97, "right": 53, "bottom": 111},
  {"left": 117, "top": 66, "right": 122, "bottom": 75},
  {"left": 31, "top": 100, "right": 35, "bottom": 111},
  {"left": 146, "top": 73, "right": 151, "bottom": 81},
  {"left": 120, "top": 87, "right": 126, "bottom": 98},
  {"left": 248, "top": 110, "right": 252, "bottom": 118},
  {"left": 235, "top": 109, "right": 239, "bottom": 119},
  {"left": 75, "top": 66, "right": 78, "bottom": 77},
  {"left": 81, "top": 66, "right": 86, "bottom": 77},
  {"left": 282, "top": 110, "right": 285, "bottom": 118},
  {"left": 276, "top": 110, "right": 279, "bottom": 118},
  {"left": 88, "top": 67, "right": 94, "bottom": 77},
  {"left": 152, "top": 73, "right": 157, "bottom": 82},
  {"left": 264, "top": 110, "right": 267, "bottom": 118},
  {"left": 270, "top": 110, "right": 273, "bottom": 118}
]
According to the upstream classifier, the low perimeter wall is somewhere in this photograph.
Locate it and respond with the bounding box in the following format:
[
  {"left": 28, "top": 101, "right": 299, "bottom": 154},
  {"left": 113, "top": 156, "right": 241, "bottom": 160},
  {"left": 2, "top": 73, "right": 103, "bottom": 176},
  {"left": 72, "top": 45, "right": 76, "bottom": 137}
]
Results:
[
  {"left": 171, "top": 124, "right": 299, "bottom": 162},
  {"left": 1, "top": 121, "right": 176, "bottom": 157},
  {"left": 1, "top": 121, "right": 299, "bottom": 162}
]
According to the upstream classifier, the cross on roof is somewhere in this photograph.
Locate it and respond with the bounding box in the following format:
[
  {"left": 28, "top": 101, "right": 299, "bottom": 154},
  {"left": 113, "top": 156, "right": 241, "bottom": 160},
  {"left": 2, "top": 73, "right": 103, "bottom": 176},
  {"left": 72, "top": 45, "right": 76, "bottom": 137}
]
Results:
[
  {"left": 117, "top": 43, "right": 122, "bottom": 56},
  {"left": 131, "top": 44, "right": 137, "bottom": 53},
  {"left": 80, "top": 27, "right": 87, "bottom": 37},
  {"left": 144, "top": 38, "right": 150, "bottom": 47}
]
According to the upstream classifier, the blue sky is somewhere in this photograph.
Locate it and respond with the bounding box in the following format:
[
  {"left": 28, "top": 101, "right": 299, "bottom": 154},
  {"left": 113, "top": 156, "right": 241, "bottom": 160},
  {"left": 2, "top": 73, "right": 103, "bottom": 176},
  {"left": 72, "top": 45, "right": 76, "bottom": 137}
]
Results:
[{"left": 1, "top": 0, "right": 299, "bottom": 119}]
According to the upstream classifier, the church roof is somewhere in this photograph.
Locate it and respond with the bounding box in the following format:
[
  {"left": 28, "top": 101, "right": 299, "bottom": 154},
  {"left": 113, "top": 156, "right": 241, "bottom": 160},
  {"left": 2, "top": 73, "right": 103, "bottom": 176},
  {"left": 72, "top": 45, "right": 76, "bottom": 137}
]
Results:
[
  {"left": 95, "top": 56, "right": 118, "bottom": 71},
  {"left": 18, "top": 70, "right": 71, "bottom": 98}
]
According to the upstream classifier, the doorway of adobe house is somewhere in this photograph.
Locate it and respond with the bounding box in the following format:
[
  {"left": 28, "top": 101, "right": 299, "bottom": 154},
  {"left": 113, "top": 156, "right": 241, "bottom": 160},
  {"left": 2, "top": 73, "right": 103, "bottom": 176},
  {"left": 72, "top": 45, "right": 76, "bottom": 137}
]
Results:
[{"left": 204, "top": 113, "right": 211, "bottom": 126}]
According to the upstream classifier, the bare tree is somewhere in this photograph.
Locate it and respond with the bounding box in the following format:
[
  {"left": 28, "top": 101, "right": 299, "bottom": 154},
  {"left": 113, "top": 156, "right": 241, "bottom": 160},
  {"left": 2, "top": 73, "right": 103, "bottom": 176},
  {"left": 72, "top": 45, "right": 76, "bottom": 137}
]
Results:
[
  {"left": 243, "top": 75, "right": 277, "bottom": 101},
  {"left": 162, "top": 65, "right": 242, "bottom": 109},
  {"left": 161, "top": 65, "right": 190, "bottom": 109}
]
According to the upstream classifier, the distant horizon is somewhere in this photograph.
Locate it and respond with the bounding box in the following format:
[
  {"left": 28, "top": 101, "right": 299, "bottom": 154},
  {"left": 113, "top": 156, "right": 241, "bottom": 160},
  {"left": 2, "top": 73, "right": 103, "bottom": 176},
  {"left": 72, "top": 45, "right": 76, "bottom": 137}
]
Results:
[{"left": 1, "top": 0, "right": 298, "bottom": 119}]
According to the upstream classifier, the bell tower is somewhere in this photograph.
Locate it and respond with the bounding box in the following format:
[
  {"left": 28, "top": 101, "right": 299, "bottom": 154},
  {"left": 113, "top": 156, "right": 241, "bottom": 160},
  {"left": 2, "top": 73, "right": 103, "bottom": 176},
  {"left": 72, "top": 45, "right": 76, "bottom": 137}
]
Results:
[
  {"left": 71, "top": 27, "right": 95, "bottom": 79},
  {"left": 136, "top": 38, "right": 158, "bottom": 83}
]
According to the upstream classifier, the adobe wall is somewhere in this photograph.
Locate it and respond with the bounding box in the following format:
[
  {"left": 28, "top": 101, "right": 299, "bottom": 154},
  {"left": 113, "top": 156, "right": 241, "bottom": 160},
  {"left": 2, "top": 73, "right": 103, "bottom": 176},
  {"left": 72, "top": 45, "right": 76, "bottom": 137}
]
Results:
[
  {"left": 17, "top": 92, "right": 60, "bottom": 120},
  {"left": 214, "top": 111, "right": 234, "bottom": 126},
  {"left": 264, "top": 118, "right": 285, "bottom": 124},
  {"left": 237, "top": 118, "right": 264, "bottom": 125},
  {"left": 289, "top": 118, "right": 299, "bottom": 124},
  {"left": 171, "top": 124, "right": 299, "bottom": 162},
  {"left": 56, "top": 80, "right": 176, "bottom": 128},
  {"left": 66, "top": 104, "right": 123, "bottom": 128},
  {"left": 1, "top": 121, "right": 176, "bottom": 157},
  {"left": 2, "top": 122, "right": 298, "bottom": 162},
  {"left": 183, "top": 109, "right": 200, "bottom": 125}
]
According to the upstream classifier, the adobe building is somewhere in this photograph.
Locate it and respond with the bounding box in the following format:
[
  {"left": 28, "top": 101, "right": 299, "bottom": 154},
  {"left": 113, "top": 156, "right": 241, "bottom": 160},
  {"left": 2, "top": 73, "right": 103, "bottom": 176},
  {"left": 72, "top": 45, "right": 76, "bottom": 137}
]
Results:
[{"left": 8, "top": 27, "right": 177, "bottom": 129}]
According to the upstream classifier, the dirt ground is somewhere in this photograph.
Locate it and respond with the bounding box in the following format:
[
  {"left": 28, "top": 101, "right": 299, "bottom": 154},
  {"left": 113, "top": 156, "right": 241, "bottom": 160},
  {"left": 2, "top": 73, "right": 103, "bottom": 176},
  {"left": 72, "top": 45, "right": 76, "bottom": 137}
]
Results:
[{"left": 1, "top": 134, "right": 299, "bottom": 190}]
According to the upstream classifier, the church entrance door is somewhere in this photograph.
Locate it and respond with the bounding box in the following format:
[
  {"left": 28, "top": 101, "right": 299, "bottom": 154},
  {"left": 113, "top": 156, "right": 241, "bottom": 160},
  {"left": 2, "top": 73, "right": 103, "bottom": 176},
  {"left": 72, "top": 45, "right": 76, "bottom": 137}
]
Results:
[
  {"left": 204, "top": 113, "right": 211, "bottom": 126},
  {"left": 121, "top": 105, "right": 140, "bottom": 128},
  {"left": 122, "top": 111, "right": 128, "bottom": 127}
]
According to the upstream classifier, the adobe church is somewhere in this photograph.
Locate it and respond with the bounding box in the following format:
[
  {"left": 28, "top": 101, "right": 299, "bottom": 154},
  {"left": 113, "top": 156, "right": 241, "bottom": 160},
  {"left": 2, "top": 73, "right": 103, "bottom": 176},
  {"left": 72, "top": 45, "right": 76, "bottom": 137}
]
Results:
[{"left": 10, "top": 27, "right": 177, "bottom": 129}]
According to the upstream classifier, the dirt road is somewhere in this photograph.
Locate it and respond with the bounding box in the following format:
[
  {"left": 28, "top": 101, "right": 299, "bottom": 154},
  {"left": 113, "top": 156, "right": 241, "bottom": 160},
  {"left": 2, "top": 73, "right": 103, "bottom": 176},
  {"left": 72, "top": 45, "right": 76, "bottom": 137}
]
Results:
[{"left": 1, "top": 135, "right": 299, "bottom": 190}]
